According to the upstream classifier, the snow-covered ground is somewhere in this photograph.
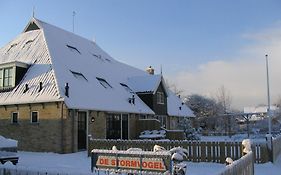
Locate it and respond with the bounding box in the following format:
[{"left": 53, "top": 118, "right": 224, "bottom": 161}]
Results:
[
  {"left": 1, "top": 151, "right": 281, "bottom": 175},
  {"left": 200, "top": 134, "right": 267, "bottom": 143}
]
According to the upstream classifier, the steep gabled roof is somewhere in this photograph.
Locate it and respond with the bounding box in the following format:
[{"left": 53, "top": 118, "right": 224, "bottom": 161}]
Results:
[
  {"left": 0, "top": 18, "right": 195, "bottom": 117},
  {"left": 0, "top": 18, "right": 154, "bottom": 114},
  {"left": 0, "top": 28, "right": 60, "bottom": 104}
]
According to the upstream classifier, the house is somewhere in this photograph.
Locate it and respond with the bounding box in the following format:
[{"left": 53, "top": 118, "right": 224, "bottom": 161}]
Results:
[{"left": 0, "top": 18, "right": 194, "bottom": 153}]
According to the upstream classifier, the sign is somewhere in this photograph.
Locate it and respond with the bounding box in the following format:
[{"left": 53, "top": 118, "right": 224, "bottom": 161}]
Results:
[
  {"left": 91, "top": 149, "right": 172, "bottom": 174},
  {"left": 96, "top": 156, "right": 166, "bottom": 171}
]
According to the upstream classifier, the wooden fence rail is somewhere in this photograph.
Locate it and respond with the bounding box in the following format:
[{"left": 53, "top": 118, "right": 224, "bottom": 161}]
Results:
[{"left": 88, "top": 139, "right": 269, "bottom": 163}]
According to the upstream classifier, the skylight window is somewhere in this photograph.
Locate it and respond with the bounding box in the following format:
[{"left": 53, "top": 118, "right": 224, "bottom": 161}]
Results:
[
  {"left": 22, "top": 39, "right": 34, "bottom": 49},
  {"left": 91, "top": 53, "right": 103, "bottom": 62},
  {"left": 6, "top": 43, "right": 17, "bottom": 53},
  {"left": 120, "top": 83, "right": 133, "bottom": 93},
  {"left": 66, "top": 45, "right": 81, "bottom": 54},
  {"left": 70, "top": 71, "right": 87, "bottom": 81},
  {"left": 105, "top": 58, "right": 111, "bottom": 62},
  {"left": 97, "top": 77, "right": 112, "bottom": 89}
]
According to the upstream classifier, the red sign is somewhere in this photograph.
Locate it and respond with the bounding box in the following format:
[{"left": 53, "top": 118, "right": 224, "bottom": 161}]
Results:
[{"left": 96, "top": 156, "right": 166, "bottom": 171}]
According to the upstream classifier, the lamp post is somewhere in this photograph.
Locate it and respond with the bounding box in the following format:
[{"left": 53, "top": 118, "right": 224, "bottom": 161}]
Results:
[{"left": 265, "top": 54, "right": 272, "bottom": 135}]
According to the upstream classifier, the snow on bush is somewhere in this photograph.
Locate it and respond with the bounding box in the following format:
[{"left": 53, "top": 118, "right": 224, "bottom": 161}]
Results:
[
  {"left": 170, "top": 147, "right": 188, "bottom": 161},
  {"left": 153, "top": 145, "right": 166, "bottom": 152},
  {"left": 0, "top": 136, "right": 17, "bottom": 148},
  {"left": 242, "top": 139, "right": 252, "bottom": 154},
  {"left": 225, "top": 157, "right": 234, "bottom": 165}
]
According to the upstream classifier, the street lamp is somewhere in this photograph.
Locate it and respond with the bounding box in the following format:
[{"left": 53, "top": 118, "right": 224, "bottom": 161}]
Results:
[{"left": 265, "top": 54, "right": 272, "bottom": 135}]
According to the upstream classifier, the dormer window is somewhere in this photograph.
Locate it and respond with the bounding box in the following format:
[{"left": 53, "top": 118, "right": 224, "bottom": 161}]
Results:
[
  {"left": 0, "top": 61, "right": 28, "bottom": 91},
  {"left": 97, "top": 77, "right": 112, "bottom": 89},
  {"left": 120, "top": 83, "right": 133, "bottom": 93},
  {"left": 0, "top": 67, "right": 14, "bottom": 88},
  {"left": 3, "top": 67, "right": 13, "bottom": 87},
  {"left": 70, "top": 71, "right": 87, "bottom": 81},
  {"left": 66, "top": 45, "right": 81, "bottom": 54}
]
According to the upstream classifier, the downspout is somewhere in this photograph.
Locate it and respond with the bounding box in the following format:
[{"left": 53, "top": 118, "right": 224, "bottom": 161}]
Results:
[{"left": 61, "top": 101, "right": 64, "bottom": 153}]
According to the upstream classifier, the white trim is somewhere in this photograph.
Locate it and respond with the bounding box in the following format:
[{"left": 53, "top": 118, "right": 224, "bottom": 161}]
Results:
[{"left": 30, "top": 111, "right": 39, "bottom": 123}]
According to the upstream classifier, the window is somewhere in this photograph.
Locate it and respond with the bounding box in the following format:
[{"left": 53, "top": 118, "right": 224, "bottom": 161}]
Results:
[
  {"left": 11, "top": 112, "right": 18, "bottom": 124},
  {"left": 106, "top": 114, "right": 128, "bottom": 139},
  {"left": 1, "top": 67, "right": 13, "bottom": 87},
  {"left": 157, "top": 92, "right": 165, "bottom": 104},
  {"left": 70, "top": 71, "right": 88, "bottom": 81},
  {"left": 92, "top": 53, "right": 103, "bottom": 60},
  {"left": 66, "top": 45, "right": 81, "bottom": 54},
  {"left": 22, "top": 39, "right": 34, "bottom": 50},
  {"left": 120, "top": 83, "right": 133, "bottom": 93},
  {"left": 156, "top": 115, "right": 167, "bottom": 128},
  {"left": 7, "top": 43, "right": 17, "bottom": 53},
  {"left": 97, "top": 77, "right": 112, "bottom": 89},
  {"left": 31, "top": 111, "right": 39, "bottom": 123}
]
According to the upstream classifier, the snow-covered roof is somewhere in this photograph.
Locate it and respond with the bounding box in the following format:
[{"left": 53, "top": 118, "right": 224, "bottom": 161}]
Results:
[
  {"left": 167, "top": 90, "right": 195, "bottom": 117},
  {"left": 127, "top": 75, "right": 162, "bottom": 94},
  {"left": 0, "top": 18, "right": 195, "bottom": 117}
]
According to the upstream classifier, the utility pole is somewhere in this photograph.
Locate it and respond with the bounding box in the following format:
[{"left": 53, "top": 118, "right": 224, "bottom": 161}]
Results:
[{"left": 265, "top": 54, "right": 272, "bottom": 135}]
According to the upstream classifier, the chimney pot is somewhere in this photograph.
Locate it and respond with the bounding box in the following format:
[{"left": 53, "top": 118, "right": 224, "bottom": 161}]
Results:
[{"left": 146, "top": 66, "right": 154, "bottom": 75}]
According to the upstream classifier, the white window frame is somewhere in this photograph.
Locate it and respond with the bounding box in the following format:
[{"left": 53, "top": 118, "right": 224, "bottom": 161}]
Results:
[
  {"left": 11, "top": 112, "right": 19, "bottom": 124},
  {"left": 0, "top": 67, "right": 14, "bottom": 88},
  {"left": 157, "top": 92, "right": 165, "bottom": 104},
  {"left": 30, "top": 111, "right": 39, "bottom": 123}
]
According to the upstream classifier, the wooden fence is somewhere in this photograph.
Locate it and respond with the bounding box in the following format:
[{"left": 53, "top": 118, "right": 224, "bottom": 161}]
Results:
[
  {"left": 272, "top": 134, "right": 281, "bottom": 163},
  {"left": 88, "top": 139, "right": 269, "bottom": 163},
  {"left": 217, "top": 151, "right": 254, "bottom": 175}
]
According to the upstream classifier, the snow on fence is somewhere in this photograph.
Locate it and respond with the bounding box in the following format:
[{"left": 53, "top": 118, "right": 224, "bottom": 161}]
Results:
[
  {"left": 217, "top": 151, "right": 254, "bottom": 175},
  {"left": 272, "top": 134, "right": 281, "bottom": 163},
  {"left": 88, "top": 139, "right": 269, "bottom": 163}
]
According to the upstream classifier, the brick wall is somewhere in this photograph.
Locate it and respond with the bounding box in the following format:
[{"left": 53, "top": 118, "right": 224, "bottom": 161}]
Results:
[
  {"left": 88, "top": 111, "right": 106, "bottom": 139},
  {"left": 0, "top": 102, "right": 71, "bottom": 153}
]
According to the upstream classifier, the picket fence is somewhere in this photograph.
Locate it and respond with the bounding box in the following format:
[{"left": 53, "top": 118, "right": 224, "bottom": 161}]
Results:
[{"left": 88, "top": 139, "right": 269, "bottom": 163}]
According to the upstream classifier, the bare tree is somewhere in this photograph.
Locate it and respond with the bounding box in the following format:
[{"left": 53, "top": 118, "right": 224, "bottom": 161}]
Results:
[
  {"left": 215, "top": 85, "right": 233, "bottom": 135},
  {"left": 165, "top": 79, "right": 184, "bottom": 96},
  {"left": 215, "top": 85, "right": 232, "bottom": 113}
]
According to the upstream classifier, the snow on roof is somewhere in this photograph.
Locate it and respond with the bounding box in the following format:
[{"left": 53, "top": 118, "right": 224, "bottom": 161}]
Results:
[
  {"left": 244, "top": 105, "right": 278, "bottom": 114},
  {"left": 0, "top": 18, "right": 194, "bottom": 116},
  {"left": 127, "top": 74, "right": 162, "bottom": 94},
  {"left": 167, "top": 90, "right": 195, "bottom": 117},
  {"left": 0, "top": 28, "right": 61, "bottom": 105}
]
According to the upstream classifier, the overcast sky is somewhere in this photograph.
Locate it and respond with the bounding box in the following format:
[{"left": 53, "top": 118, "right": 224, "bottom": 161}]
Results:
[{"left": 1, "top": 0, "right": 281, "bottom": 109}]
